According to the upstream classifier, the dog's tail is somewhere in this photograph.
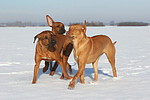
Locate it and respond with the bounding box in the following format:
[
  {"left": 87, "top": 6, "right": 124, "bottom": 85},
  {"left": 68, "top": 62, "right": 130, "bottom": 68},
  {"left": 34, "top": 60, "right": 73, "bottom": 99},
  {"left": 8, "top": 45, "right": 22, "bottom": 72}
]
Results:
[{"left": 113, "top": 41, "right": 117, "bottom": 45}]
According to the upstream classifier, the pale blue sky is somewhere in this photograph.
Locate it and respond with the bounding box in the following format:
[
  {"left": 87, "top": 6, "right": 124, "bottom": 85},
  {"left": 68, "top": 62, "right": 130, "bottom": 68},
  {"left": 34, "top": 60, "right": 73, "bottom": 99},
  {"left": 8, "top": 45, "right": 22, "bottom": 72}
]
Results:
[{"left": 0, "top": 0, "right": 150, "bottom": 23}]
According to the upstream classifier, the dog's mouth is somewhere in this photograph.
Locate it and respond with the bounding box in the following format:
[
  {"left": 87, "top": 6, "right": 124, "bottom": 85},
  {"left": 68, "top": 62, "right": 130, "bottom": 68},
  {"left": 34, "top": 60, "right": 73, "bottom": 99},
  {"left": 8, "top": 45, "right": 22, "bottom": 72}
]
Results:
[
  {"left": 46, "top": 38, "right": 57, "bottom": 52},
  {"left": 58, "top": 28, "right": 66, "bottom": 34},
  {"left": 47, "top": 46, "right": 56, "bottom": 52},
  {"left": 66, "top": 31, "right": 75, "bottom": 39}
]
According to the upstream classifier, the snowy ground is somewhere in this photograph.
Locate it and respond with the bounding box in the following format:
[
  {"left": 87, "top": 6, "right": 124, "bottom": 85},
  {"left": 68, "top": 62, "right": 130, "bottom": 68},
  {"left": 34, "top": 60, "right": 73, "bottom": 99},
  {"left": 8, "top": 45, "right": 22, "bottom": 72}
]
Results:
[{"left": 0, "top": 26, "right": 150, "bottom": 100}]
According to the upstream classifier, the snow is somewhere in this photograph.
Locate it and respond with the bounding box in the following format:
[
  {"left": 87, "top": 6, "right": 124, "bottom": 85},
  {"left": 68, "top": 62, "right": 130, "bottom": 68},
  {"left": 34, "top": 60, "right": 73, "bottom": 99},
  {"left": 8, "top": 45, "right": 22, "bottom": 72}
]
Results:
[{"left": 0, "top": 26, "right": 150, "bottom": 100}]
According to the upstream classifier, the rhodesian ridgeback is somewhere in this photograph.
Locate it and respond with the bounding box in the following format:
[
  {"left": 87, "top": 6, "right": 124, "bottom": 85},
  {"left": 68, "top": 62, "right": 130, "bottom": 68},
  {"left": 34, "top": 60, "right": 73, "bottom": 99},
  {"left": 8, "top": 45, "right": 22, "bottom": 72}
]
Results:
[
  {"left": 66, "top": 21, "right": 117, "bottom": 89},
  {"left": 42, "top": 15, "right": 73, "bottom": 76},
  {"left": 32, "top": 30, "right": 73, "bottom": 84}
]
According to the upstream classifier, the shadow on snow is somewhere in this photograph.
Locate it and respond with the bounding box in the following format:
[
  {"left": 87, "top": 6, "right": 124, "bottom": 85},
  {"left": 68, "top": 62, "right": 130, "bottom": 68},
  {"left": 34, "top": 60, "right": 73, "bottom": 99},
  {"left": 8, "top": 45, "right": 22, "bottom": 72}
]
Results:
[{"left": 36, "top": 62, "right": 113, "bottom": 82}]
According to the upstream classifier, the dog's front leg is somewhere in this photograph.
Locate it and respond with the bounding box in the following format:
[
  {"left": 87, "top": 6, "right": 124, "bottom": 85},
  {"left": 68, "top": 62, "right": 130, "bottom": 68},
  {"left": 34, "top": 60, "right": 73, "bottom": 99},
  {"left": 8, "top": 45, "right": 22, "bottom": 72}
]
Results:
[
  {"left": 68, "top": 61, "right": 86, "bottom": 89},
  {"left": 59, "top": 55, "right": 72, "bottom": 79},
  {"left": 63, "top": 55, "right": 73, "bottom": 75},
  {"left": 57, "top": 58, "right": 72, "bottom": 80},
  {"left": 32, "top": 61, "right": 41, "bottom": 84}
]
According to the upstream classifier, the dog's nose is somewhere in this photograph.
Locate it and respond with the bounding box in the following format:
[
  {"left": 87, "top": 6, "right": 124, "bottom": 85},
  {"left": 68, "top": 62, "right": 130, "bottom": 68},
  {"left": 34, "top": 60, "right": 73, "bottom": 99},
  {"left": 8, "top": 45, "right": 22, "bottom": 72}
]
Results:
[
  {"left": 48, "top": 38, "right": 56, "bottom": 47},
  {"left": 64, "top": 29, "right": 66, "bottom": 32},
  {"left": 62, "top": 28, "right": 66, "bottom": 33},
  {"left": 59, "top": 28, "right": 66, "bottom": 34}
]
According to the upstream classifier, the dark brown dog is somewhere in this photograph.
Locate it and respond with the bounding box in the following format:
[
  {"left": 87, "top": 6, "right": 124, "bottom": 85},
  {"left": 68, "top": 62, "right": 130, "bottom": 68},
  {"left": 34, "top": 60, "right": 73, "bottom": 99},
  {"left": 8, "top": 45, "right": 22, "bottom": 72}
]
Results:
[
  {"left": 32, "top": 31, "right": 72, "bottom": 84},
  {"left": 42, "top": 15, "right": 73, "bottom": 76},
  {"left": 66, "top": 21, "right": 117, "bottom": 89}
]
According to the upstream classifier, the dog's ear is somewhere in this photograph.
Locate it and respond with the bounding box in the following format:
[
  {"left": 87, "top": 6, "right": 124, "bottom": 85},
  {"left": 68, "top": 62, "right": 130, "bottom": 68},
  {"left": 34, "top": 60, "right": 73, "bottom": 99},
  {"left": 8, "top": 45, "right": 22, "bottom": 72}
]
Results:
[
  {"left": 84, "top": 20, "right": 86, "bottom": 31},
  {"left": 81, "top": 20, "right": 87, "bottom": 38},
  {"left": 33, "top": 35, "right": 40, "bottom": 43},
  {"left": 33, "top": 35, "right": 38, "bottom": 43},
  {"left": 46, "top": 15, "right": 54, "bottom": 27},
  {"left": 82, "top": 20, "right": 86, "bottom": 33}
]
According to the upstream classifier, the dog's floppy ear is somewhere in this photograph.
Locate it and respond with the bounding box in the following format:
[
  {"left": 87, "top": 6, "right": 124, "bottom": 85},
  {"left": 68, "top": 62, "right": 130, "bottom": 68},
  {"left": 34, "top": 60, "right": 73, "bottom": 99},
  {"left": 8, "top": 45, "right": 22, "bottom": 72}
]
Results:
[
  {"left": 33, "top": 34, "right": 40, "bottom": 43},
  {"left": 46, "top": 15, "right": 54, "bottom": 27}
]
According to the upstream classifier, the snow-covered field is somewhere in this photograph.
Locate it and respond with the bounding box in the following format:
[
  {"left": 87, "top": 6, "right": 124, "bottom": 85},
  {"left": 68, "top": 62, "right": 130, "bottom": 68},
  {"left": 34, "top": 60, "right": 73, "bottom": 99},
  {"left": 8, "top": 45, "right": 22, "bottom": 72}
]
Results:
[{"left": 0, "top": 26, "right": 150, "bottom": 100}]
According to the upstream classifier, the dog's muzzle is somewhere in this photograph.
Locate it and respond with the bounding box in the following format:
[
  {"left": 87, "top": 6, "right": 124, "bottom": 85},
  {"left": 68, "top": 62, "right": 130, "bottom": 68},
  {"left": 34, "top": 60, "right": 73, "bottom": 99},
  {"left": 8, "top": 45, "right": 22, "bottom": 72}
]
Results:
[
  {"left": 48, "top": 38, "right": 56, "bottom": 47},
  {"left": 47, "top": 38, "right": 56, "bottom": 52},
  {"left": 58, "top": 28, "right": 66, "bottom": 34}
]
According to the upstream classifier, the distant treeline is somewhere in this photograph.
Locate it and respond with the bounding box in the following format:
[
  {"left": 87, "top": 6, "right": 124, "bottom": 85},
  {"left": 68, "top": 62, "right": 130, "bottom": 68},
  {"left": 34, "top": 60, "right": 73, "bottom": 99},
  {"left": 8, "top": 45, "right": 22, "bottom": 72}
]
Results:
[
  {"left": 117, "top": 22, "right": 149, "bottom": 26},
  {"left": 0, "top": 21, "right": 149, "bottom": 27},
  {"left": 69, "top": 21, "right": 149, "bottom": 26},
  {"left": 68, "top": 21, "right": 105, "bottom": 26},
  {"left": 0, "top": 21, "right": 47, "bottom": 27}
]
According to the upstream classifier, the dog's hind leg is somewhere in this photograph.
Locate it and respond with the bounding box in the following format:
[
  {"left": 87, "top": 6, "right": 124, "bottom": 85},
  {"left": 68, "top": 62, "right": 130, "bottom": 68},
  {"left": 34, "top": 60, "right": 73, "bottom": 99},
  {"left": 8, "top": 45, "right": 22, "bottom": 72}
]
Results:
[
  {"left": 50, "top": 61, "right": 52, "bottom": 71},
  {"left": 105, "top": 45, "right": 117, "bottom": 77},
  {"left": 56, "top": 56, "right": 72, "bottom": 80},
  {"left": 80, "top": 71, "right": 85, "bottom": 84},
  {"left": 50, "top": 61, "right": 58, "bottom": 76},
  {"left": 43, "top": 61, "right": 49, "bottom": 73}
]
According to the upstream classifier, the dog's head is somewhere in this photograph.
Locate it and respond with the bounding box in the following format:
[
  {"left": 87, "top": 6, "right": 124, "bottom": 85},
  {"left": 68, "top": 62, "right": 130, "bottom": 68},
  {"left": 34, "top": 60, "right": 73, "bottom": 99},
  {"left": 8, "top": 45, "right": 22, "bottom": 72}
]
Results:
[
  {"left": 46, "top": 15, "right": 66, "bottom": 35},
  {"left": 66, "top": 20, "right": 86, "bottom": 40},
  {"left": 33, "top": 31, "right": 56, "bottom": 52}
]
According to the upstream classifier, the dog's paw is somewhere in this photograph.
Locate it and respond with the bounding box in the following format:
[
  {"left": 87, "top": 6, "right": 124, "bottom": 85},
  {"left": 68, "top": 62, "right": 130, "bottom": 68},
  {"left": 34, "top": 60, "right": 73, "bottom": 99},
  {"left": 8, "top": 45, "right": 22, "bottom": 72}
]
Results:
[
  {"left": 68, "top": 82, "right": 75, "bottom": 90},
  {"left": 49, "top": 71, "right": 55, "bottom": 76},
  {"left": 60, "top": 75, "right": 64, "bottom": 79},
  {"left": 32, "top": 81, "right": 36, "bottom": 84},
  {"left": 66, "top": 76, "right": 73, "bottom": 80},
  {"left": 81, "top": 81, "right": 85, "bottom": 84}
]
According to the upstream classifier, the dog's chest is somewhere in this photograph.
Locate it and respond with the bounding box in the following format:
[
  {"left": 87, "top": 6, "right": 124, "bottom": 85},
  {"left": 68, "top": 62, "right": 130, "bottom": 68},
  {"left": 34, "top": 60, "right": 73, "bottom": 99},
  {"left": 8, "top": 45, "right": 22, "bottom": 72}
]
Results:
[
  {"left": 73, "top": 49, "right": 79, "bottom": 62},
  {"left": 42, "top": 57, "right": 53, "bottom": 61},
  {"left": 42, "top": 52, "right": 54, "bottom": 61},
  {"left": 40, "top": 51, "right": 55, "bottom": 61}
]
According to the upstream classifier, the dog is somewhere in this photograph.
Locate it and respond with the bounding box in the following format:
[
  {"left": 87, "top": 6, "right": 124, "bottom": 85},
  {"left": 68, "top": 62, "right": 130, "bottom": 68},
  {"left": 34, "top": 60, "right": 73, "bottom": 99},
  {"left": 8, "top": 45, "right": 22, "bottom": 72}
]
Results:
[
  {"left": 42, "top": 15, "right": 73, "bottom": 77},
  {"left": 66, "top": 21, "right": 117, "bottom": 89},
  {"left": 32, "top": 30, "right": 73, "bottom": 84}
]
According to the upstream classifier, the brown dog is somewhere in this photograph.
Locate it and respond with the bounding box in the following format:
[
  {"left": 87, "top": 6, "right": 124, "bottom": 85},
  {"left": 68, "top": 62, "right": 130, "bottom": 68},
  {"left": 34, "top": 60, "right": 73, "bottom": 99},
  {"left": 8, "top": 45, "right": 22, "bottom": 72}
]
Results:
[
  {"left": 66, "top": 21, "right": 117, "bottom": 89},
  {"left": 42, "top": 15, "right": 73, "bottom": 76},
  {"left": 32, "top": 30, "right": 73, "bottom": 84}
]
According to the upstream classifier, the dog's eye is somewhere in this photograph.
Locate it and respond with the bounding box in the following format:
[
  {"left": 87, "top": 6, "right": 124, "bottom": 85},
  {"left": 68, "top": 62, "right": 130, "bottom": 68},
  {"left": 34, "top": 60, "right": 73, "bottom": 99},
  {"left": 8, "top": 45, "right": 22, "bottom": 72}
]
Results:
[
  {"left": 56, "top": 25, "right": 60, "bottom": 28},
  {"left": 44, "top": 36, "right": 48, "bottom": 39}
]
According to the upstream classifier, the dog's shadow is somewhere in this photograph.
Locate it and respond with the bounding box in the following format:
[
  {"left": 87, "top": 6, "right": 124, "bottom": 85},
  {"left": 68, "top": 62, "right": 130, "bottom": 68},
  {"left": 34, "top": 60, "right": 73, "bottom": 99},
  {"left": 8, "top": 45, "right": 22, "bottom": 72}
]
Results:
[
  {"left": 37, "top": 62, "right": 63, "bottom": 81},
  {"left": 36, "top": 62, "right": 113, "bottom": 82},
  {"left": 84, "top": 68, "right": 113, "bottom": 80}
]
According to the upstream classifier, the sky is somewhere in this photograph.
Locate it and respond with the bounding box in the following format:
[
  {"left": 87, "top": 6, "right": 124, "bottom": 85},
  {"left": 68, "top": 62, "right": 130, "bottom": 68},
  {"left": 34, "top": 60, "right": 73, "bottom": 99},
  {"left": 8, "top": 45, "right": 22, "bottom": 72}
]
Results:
[{"left": 0, "top": 0, "right": 150, "bottom": 23}]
